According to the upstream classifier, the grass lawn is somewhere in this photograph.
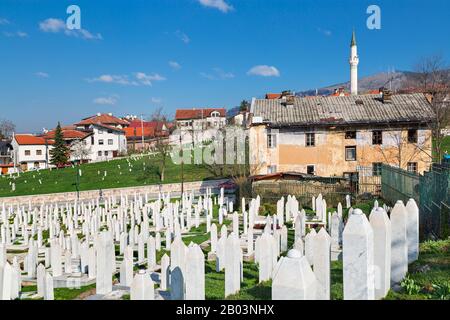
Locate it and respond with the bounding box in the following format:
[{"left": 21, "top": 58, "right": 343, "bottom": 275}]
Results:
[
  {"left": 0, "top": 154, "right": 218, "bottom": 198},
  {"left": 442, "top": 136, "right": 450, "bottom": 155}
]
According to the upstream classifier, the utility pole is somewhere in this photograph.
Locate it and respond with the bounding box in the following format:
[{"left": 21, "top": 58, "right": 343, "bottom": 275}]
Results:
[
  {"left": 180, "top": 133, "right": 184, "bottom": 197},
  {"left": 141, "top": 114, "right": 145, "bottom": 154}
]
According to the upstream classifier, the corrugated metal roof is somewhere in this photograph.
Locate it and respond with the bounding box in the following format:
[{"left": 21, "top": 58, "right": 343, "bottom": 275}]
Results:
[{"left": 251, "top": 93, "right": 435, "bottom": 127}]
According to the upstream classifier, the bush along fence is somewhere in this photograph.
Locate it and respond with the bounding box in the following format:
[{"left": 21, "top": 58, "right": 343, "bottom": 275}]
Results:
[{"left": 381, "top": 163, "right": 450, "bottom": 240}]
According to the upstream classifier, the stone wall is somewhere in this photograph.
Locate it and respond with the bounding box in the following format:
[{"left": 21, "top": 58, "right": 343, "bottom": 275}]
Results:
[{"left": 0, "top": 179, "right": 230, "bottom": 206}]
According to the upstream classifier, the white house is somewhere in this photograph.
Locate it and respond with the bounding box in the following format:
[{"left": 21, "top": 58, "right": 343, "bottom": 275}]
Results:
[
  {"left": 82, "top": 123, "right": 127, "bottom": 162},
  {"left": 11, "top": 134, "right": 53, "bottom": 171},
  {"left": 173, "top": 108, "right": 227, "bottom": 146}
]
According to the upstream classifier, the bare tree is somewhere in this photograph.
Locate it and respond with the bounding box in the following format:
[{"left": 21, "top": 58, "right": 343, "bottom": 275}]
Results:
[
  {"left": 149, "top": 108, "right": 171, "bottom": 182},
  {"left": 373, "top": 127, "right": 433, "bottom": 171},
  {"left": 71, "top": 140, "right": 92, "bottom": 163},
  {"left": 407, "top": 54, "right": 450, "bottom": 162},
  {"left": 0, "top": 119, "right": 15, "bottom": 140}
]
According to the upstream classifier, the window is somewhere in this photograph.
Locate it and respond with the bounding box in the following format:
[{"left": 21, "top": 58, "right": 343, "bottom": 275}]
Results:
[
  {"left": 345, "top": 146, "right": 357, "bottom": 161},
  {"left": 98, "top": 151, "right": 102, "bottom": 157},
  {"left": 108, "top": 139, "right": 113, "bottom": 145},
  {"left": 211, "top": 111, "right": 220, "bottom": 118},
  {"left": 307, "top": 165, "right": 315, "bottom": 175},
  {"left": 267, "top": 130, "right": 277, "bottom": 149},
  {"left": 306, "top": 133, "right": 315, "bottom": 147},
  {"left": 408, "top": 129, "right": 418, "bottom": 144},
  {"left": 407, "top": 162, "right": 418, "bottom": 173},
  {"left": 267, "top": 165, "right": 277, "bottom": 174},
  {"left": 91, "top": 136, "right": 94, "bottom": 145},
  {"left": 372, "top": 163, "right": 382, "bottom": 176},
  {"left": 104, "top": 151, "right": 109, "bottom": 157},
  {"left": 107, "top": 129, "right": 113, "bottom": 134},
  {"left": 345, "top": 131, "right": 357, "bottom": 139},
  {"left": 99, "top": 139, "right": 104, "bottom": 145},
  {"left": 36, "top": 150, "right": 42, "bottom": 156},
  {"left": 98, "top": 129, "right": 104, "bottom": 134},
  {"left": 25, "top": 150, "right": 31, "bottom": 156},
  {"left": 372, "top": 130, "right": 383, "bottom": 145}
]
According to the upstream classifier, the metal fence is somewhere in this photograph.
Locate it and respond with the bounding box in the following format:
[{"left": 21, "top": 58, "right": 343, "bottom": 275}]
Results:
[{"left": 381, "top": 163, "right": 450, "bottom": 240}]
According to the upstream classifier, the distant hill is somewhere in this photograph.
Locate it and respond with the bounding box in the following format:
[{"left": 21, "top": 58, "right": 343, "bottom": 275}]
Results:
[{"left": 296, "top": 70, "right": 419, "bottom": 97}]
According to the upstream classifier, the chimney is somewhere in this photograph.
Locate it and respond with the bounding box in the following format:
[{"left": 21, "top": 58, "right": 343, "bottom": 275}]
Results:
[
  {"left": 97, "top": 112, "right": 101, "bottom": 116},
  {"left": 381, "top": 88, "right": 393, "bottom": 103},
  {"left": 108, "top": 112, "right": 113, "bottom": 116}
]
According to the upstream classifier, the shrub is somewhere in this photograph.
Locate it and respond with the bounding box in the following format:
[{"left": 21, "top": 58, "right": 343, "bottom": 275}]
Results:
[{"left": 401, "top": 275, "right": 422, "bottom": 295}]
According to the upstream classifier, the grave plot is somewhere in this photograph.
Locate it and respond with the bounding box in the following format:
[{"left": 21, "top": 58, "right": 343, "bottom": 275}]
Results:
[{"left": 0, "top": 188, "right": 442, "bottom": 301}]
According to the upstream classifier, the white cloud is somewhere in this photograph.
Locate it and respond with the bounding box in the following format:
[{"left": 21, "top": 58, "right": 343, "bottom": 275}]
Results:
[
  {"left": 135, "top": 72, "right": 166, "bottom": 86},
  {"left": 151, "top": 97, "right": 162, "bottom": 104},
  {"left": 247, "top": 65, "right": 280, "bottom": 77},
  {"left": 169, "top": 61, "right": 181, "bottom": 70},
  {"left": 39, "top": 18, "right": 102, "bottom": 40},
  {"left": 87, "top": 73, "right": 166, "bottom": 86},
  {"left": 35, "top": 72, "right": 49, "bottom": 78},
  {"left": 201, "top": 68, "right": 234, "bottom": 80},
  {"left": 3, "top": 31, "right": 28, "bottom": 38},
  {"left": 198, "top": 0, "right": 233, "bottom": 13},
  {"left": 317, "top": 27, "right": 332, "bottom": 36},
  {"left": 93, "top": 95, "right": 118, "bottom": 105},
  {"left": 175, "top": 30, "right": 190, "bottom": 44},
  {"left": 0, "top": 18, "right": 10, "bottom": 25}
]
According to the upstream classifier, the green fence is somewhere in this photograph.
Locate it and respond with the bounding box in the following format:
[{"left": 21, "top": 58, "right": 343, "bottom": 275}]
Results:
[{"left": 381, "top": 163, "right": 450, "bottom": 240}]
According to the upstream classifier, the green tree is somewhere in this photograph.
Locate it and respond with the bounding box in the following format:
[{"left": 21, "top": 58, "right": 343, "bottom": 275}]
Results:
[
  {"left": 239, "top": 100, "right": 250, "bottom": 112},
  {"left": 49, "top": 122, "right": 69, "bottom": 166}
]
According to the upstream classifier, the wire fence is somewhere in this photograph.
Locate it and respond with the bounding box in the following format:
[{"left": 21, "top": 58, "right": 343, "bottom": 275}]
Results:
[{"left": 381, "top": 163, "right": 450, "bottom": 240}]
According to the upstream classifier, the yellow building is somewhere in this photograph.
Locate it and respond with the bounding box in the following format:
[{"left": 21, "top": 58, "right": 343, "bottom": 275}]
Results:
[{"left": 249, "top": 91, "right": 434, "bottom": 179}]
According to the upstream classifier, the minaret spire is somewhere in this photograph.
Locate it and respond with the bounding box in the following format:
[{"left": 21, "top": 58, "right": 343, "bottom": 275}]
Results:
[{"left": 349, "top": 30, "right": 359, "bottom": 95}]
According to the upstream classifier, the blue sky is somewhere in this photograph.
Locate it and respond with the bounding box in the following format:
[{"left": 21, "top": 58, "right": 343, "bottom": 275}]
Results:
[{"left": 0, "top": 0, "right": 449, "bottom": 132}]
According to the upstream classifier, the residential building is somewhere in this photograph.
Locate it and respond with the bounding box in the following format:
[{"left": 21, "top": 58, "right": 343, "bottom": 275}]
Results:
[
  {"left": 11, "top": 134, "right": 53, "bottom": 171},
  {"left": 173, "top": 108, "right": 227, "bottom": 145},
  {"left": 0, "top": 140, "right": 14, "bottom": 175},
  {"left": 124, "top": 120, "right": 171, "bottom": 151},
  {"left": 249, "top": 91, "right": 434, "bottom": 177}
]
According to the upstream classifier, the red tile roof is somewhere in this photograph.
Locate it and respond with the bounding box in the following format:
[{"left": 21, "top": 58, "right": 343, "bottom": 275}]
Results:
[
  {"left": 41, "top": 129, "right": 91, "bottom": 140},
  {"left": 124, "top": 127, "right": 155, "bottom": 138},
  {"left": 91, "top": 123, "right": 125, "bottom": 133},
  {"left": 128, "top": 120, "right": 168, "bottom": 131},
  {"left": 175, "top": 108, "right": 226, "bottom": 120},
  {"left": 265, "top": 93, "right": 282, "bottom": 99},
  {"left": 14, "top": 135, "right": 53, "bottom": 145},
  {"left": 75, "top": 114, "right": 129, "bottom": 126}
]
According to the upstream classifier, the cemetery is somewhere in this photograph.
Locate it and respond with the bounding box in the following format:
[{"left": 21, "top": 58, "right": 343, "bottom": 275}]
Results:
[
  {"left": 0, "top": 184, "right": 448, "bottom": 301},
  {"left": 0, "top": 153, "right": 216, "bottom": 198}
]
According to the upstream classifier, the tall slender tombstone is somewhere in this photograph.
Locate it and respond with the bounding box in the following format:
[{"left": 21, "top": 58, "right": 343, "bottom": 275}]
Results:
[
  {"left": 314, "top": 228, "right": 331, "bottom": 300},
  {"left": 0, "top": 262, "right": 12, "bottom": 300},
  {"left": 50, "top": 240, "right": 62, "bottom": 277},
  {"left": 96, "top": 231, "right": 113, "bottom": 295},
  {"left": 185, "top": 244, "right": 205, "bottom": 300},
  {"left": 137, "top": 233, "right": 145, "bottom": 264},
  {"left": 305, "top": 229, "right": 317, "bottom": 266},
  {"left": 280, "top": 225, "right": 288, "bottom": 252},
  {"left": 160, "top": 254, "right": 170, "bottom": 291},
  {"left": 343, "top": 209, "right": 375, "bottom": 300},
  {"left": 294, "top": 238, "right": 304, "bottom": 255},
  {"left": 405, "top": 199, "right": 419, "bottom": 263},
  {"left": 369, "top": 207, "right": 391, "bottom": 300},
  {"left": 44, "top": 272, "right": 54, "bottom": 300},
  {"left": 247, "top": 226, "right": 254, "bottom": 256},
  {"left": 37, "top": 264, "right": 46, "bottom": 297},
  {"left": 294, "top": 215, "right": 302, "bottom": 241},
  {"left": 258, "top": 233, "right": 274, "bottom": 283},
  {"left": 120, "top": 246, "right": 133, "bottom": 287},
  {"left": 272, "top": 250, "right": 317, "bottom": 300},
  {"left": 390, "top": 201, "right": 408, "bottom": 284},
  {"left": 147, "top": 236, "right": 156, "bottom": 271},
  {"left": 225, "top": 233, "right": 241, "bottom": 297},
  {"left": 88, "top": 246, "right": 96, "bottom": 279},
  {"left": 130, "top": 270, "right": 154, "bottom": 300},
  {"left": 216, "top": 236, "right": 226, "bottom": 272},
  {"left": 210, "top": 224, "right": 218, "bottom": 254}
]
